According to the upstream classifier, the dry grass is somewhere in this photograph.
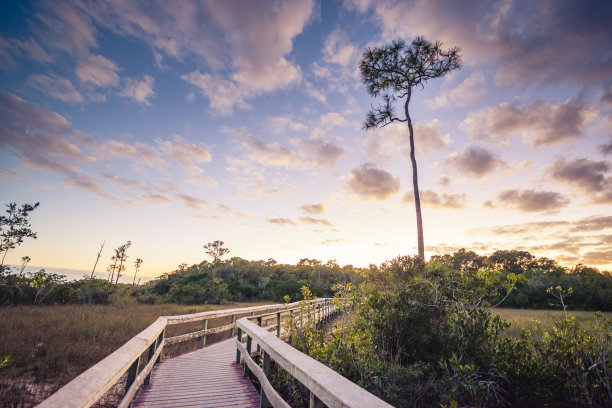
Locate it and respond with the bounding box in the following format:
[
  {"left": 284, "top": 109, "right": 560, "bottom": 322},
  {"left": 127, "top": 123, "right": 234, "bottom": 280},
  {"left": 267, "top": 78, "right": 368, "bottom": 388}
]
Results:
[
  {"left": 0, "top": 301, "right": 268, "bottom": 407},
  {"left": 492, "top": 308, "right": 612, "bottom": 339}
]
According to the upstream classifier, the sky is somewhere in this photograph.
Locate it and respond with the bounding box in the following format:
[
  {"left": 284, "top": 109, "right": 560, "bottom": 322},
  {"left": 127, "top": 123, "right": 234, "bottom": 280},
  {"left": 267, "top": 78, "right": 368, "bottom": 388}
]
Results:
[{"left": 1, "top": 0, "right": 611, "bottom": 278}]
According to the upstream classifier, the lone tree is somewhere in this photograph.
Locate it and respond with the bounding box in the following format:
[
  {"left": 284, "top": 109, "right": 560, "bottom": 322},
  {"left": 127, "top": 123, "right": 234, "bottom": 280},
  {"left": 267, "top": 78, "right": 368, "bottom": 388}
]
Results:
[
  {"left": 0, "top": 202, "right": 40, "bottom": 267},
  {"left": 204, "top": 240, "right": 229, "bottom": 264},
  {"left": 359, "top": 37, "right": 461, "bottom": 259}
]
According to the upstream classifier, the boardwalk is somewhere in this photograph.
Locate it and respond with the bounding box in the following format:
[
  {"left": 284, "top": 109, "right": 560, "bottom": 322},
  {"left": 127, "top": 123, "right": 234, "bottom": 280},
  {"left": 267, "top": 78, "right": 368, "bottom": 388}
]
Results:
[{"left": 131, "top": 338, "right": 259, "bottom": 408}]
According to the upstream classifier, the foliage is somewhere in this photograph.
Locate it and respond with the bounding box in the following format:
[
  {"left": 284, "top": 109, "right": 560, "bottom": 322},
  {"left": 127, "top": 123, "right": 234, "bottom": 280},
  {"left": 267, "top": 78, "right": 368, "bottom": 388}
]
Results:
[
  {"left": 0, "top": 202, "right": 39, "bottom": 266},
  {"left": 278, "top": 257, "right": 612, "bottom": 407}
]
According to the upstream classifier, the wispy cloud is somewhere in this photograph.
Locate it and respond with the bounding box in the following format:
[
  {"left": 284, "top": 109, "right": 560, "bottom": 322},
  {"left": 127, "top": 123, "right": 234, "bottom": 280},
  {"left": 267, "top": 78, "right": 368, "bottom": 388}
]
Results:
[{"left": 487, "top": 189, "right": 570, "bottom": 213}]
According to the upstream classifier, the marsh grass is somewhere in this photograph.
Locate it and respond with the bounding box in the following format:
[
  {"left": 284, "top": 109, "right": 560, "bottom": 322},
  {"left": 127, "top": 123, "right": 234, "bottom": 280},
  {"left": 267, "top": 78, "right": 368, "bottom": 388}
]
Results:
[
  {"left": 492, "top": 308, "right": 612, "bottom": 339},
  {"left": 0, "top": 301, "right": 267, "bottom": 407}
]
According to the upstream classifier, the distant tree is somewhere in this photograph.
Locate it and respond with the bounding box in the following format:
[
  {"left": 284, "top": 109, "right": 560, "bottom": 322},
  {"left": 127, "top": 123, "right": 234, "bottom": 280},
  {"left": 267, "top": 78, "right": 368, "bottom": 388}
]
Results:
[
  {"left": 133, "top": 258, "right": 143, "bottom": 285},
  {"left": 114, "top": 241, "right": 131, "bottom": 285},
  {"left": 19, "top": 256, "right": 31, "bottom": 275},
  {"left": 360, "top": 38, "right": 461, "bottom": 259},
  {"left": 0, "top": 202, "right": 40, "bottom": 266},
  {"left": 90, "top": 241, "right": 105, "bottom": 279},
  {"left": 204, "top": 240, "right": 229, "bottom": 264}
]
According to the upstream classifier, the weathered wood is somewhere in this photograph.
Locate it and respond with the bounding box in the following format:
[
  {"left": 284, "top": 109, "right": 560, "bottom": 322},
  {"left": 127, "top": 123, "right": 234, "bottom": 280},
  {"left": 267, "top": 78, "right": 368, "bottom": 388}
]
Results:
[
  {"left": 200, "top": 318, "right": 208, "bottom": 348},
  {"left": 237, "top": 317, "right": 393, "bottom": 408}
]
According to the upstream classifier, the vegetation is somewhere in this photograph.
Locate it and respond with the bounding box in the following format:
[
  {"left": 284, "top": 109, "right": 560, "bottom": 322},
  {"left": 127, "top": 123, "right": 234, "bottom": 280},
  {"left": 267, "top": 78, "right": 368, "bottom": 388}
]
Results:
[
  {"left": 0, "top": 302, "right": 263, "bottom": 407},
  {"left": 360, "top": 38, "right": 461, "bottom": 258},
  {"left": 0, "top": 202, "right": 39, "bottom": 267},
  {"left": 280, "top": 259, "right": 611, "bottom": 407}
]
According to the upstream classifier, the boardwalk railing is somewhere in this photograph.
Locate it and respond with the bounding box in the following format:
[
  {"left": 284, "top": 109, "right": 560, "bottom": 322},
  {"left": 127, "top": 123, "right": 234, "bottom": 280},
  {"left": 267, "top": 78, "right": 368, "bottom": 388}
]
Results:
[
  {"left": 236, "top": 306, "right": 394, "bottom": 408},
  {"left": 38, "top": 299, "right": 331, "bottom": 408}
]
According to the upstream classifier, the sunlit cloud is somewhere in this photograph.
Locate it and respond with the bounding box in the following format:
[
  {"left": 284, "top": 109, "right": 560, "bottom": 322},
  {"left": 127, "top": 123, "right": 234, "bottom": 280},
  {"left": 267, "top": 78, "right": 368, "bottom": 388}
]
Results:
[
  {"left": 464, "top": 100, "right": 591, "bottom": 147},
  {"left": 118, "top": 75, "right": 155, "bottom": 106},
  {"left": 347, "top": 163, "right": 400, "bottom": 201},
  {"left": 488, "top": 189, "right": 570, "bottom": 213},
  {"left": 403, "top": 190, "right": 466, "bottom": 209},
  {"left": 268, "top": 218, "right": 297, "bottom": 226},
  {"left": 76, "top": 54, "right": 120, "bottom": 87},
  {"left": 547, "top": 158, "right": 610, "bottom": 201},
  {"left": 299, "top": 217, "right": 332, "bottom": 227},
  {"left": 176, "top": 194, "right": 207, "bottom": 210},
  {"left": 299, "top": 204, "right": 325, "bottom": 215},
  {"left": 443, "top": 146, "right": 506, "bottom": 177}
]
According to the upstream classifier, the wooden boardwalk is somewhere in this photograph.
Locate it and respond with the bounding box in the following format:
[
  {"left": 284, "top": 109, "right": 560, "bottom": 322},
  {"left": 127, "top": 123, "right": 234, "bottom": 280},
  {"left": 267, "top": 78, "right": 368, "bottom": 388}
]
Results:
[{"left": 131, "top": 338, "right": 259, "bottom": 408}]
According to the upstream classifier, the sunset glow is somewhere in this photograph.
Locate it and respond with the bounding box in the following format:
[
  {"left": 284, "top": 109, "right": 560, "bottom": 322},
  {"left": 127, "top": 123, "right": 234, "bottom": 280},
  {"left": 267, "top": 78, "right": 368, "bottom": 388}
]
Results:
[{"left": 1, "top": 0, "right": 611, "bottom": 277}]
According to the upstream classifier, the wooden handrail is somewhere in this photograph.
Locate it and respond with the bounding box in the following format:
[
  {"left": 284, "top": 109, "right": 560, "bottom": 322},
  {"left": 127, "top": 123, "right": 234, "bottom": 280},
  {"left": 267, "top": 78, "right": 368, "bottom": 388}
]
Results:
[
  {"left": 37, "top": 299, "right": 330, "bottom": 408},
  {"left": 236, "top": 303, "right": 394, "bottom": 408}
]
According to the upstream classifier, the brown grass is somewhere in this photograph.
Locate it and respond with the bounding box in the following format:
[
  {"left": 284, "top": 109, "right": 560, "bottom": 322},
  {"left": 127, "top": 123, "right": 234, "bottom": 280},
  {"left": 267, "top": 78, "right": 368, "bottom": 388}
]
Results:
[
  {"left": 492, "top": 308, "right": 612, "bottom": 339},
  {"left": 0, "top": 301, "right": 268, "bottom": 407}
]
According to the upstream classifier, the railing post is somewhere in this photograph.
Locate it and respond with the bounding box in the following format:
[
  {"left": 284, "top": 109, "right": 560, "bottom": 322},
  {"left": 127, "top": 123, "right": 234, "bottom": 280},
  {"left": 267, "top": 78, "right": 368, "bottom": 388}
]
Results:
[
  {"left": 310, "top": 391, "right": 323, "bottom": 408},
  {"left": 257, "top": 316, "right": 262, "bottom": 352},
  {"left": 244, "top": 335, "right": 252, "bottom": 378},
  {"left": 235, "top": 327, "right": 242, "bottom": 365},
  {"left": 230, "top": 314, "right": 236, "bottom": 337},
  {"left": 143, "top": 341, "right": 156, "bottom": 386},
  {"left": 125, "top": 357, "right": 140, "bottom": 393},
  {"left": 260, "top": 351, "right": 270, "bottom": 408},
  {"left": 276, "top": 312, "right": 281, "bottom": 337},
  {"left": 155, "top": 329, "right": 165, "bottom": 364},
  {"left": 200, "top": 319, "right": 208, "bottom": 348}
]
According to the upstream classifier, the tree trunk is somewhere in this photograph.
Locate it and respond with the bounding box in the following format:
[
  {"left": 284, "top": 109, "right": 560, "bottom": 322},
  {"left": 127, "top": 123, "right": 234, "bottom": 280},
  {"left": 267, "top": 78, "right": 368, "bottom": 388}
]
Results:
[{"left": 405, "top": 88, "right": 425, "bottom": 259}]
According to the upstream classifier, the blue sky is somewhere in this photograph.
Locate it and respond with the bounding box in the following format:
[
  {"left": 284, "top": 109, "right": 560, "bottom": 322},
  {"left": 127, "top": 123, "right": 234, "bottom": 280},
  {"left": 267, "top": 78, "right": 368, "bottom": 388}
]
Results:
[{"left": 1, "top": 0, "right": 611, "bottom": 277}]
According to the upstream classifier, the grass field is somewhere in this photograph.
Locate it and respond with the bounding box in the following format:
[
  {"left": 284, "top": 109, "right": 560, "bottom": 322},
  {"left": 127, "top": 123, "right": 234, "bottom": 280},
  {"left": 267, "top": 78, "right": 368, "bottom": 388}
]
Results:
[
  {"left": 0, "top": 301, "right": 268, "bottom": 407},
  {"left": 493, "top": 308, "right": 612, "bottom": 339}
]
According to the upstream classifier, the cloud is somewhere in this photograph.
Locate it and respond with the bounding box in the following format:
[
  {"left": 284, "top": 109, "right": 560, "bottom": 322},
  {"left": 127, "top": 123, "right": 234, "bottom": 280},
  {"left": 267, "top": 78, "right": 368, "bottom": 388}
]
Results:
[
  {"left": 365, "top": 120, "right": 450, "bottom": 164},
  {"left": 365, "top": 0, "right": 612, "bottom": 88},
  {"left": 76, "top": 53, "right": 120, "bottom": 87},
  {"left": 118, "top": 75, "right": 155, "bottom": 105},
  {"left": 94, "top": 139, "right": 165, "bottom": 168},
  {"left": 298, "top": 137, "right": 345, "bottom": 168},
  {"left": 427, "top": 71, "right": 486, "bottom": 108},
  {"left": 494, "top": 189, "right": 570, "bottom": 212},
  {"left": 158, "top": 135, "right": 212, "bottom": 181},
  {"left": 26, "top": 74, "right": 84, "bottom": 103},
  {"left": 580, "top": 250, "right": 612, "bottom": 266},
  {"left": 322, "top": 28, "right": 360, "bottom": 68},
  {"left": 463, "top": 100, "right": 590, "bottom": 147},
  {"left": 268, "top": 116, "right": 307, "bottom": 134},
  {"left": 444, "top": 146, "right": 506, "bottom": 177},
  {"left": 569, "top": 216, "right": 612, "bottom": 232},
  {"left": 176, "top": 194, "right": 207, "bottom": 210},
  {"left": 268, "top": 218, "right": 296, "bottom": 226},
  {"left": 598, "top": 139, "right": 612, "bottom": 155},
  {"left": 299, "top": 204, "right": 325, "bottom": 214},
  {"left": 299, "top": 217, "right": 332, "bottom": 227},
  {"left": 548, "top": 158, "right": 610, "bottom": 193},
  {"left": 404, "top": 190, "right": 466, "bottom": 209},
  {"left": 347, "top": 163, "right": 400, "bottom": 200}
]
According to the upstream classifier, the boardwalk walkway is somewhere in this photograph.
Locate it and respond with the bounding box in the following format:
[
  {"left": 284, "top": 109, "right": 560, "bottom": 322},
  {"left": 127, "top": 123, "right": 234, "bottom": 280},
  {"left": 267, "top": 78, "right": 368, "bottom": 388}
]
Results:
[{"left": 131, "top": 338, "right": 259, "bottom": 408}]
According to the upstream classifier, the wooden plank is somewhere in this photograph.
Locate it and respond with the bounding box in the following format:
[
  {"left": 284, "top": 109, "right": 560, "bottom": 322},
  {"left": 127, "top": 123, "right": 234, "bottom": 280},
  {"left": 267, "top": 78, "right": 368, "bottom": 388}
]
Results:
[{"left": 131, "top": 338, "right": 259, "bottom": 408}]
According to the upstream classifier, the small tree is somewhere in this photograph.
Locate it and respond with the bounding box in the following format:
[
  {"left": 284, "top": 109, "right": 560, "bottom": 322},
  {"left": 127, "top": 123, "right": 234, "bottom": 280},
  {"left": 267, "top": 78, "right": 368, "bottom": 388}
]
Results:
[
  {"left": 133, "top": 258, "right": 143, "bottom": 285},
  {"left": 360, "top": 38, "right": 461, "bottom": 259},
  {"left": 204, "top": 240, "right": 229, "bottom": 264},
  {"left": 19, "top": 256, "right": 31, "bottom": 276},
  {"left": 90, "top": 241, "right": 105, "bottom": 279},
  {"left": 0, "top": 202, "right": 40, "bottom": 266},
  {"left": 114, "top": 241, "right": 131, "bottom": 285}
]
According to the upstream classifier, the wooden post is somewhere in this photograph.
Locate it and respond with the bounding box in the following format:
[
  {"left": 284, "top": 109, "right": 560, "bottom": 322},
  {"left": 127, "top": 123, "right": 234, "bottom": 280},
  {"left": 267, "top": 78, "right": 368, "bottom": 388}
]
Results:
[
  {"left": 235, "top": 327, "right": 242, "bottom": 365},
  {"left": 230, "top": 314, "right": 236, "bottom": 337},
  {"left": 144, "top": 341, "right": 156, "bottom": 385},
  {"left": 155, "top": 329, "right": 165, "bottom": 364},
  {"left": 276, "top": 312, "right": 281, "bottom": 337},
  {"left": 125, "top": 357, "right": 140, "bottom": 393},
  {"left": 260, "top": 351, "right": 270, "bottom": 408},
  {"left": 257, "top": 316, "right": 262, "bottom": 352},
  {"left": 200, "top": 319, "right": 208, "bottom": 349},
  {"left": 244, "top": 335, "right": 252, "bottom": 378},
  {"left": 310, "top": 391, "right": 323, "bottom": 408}
]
